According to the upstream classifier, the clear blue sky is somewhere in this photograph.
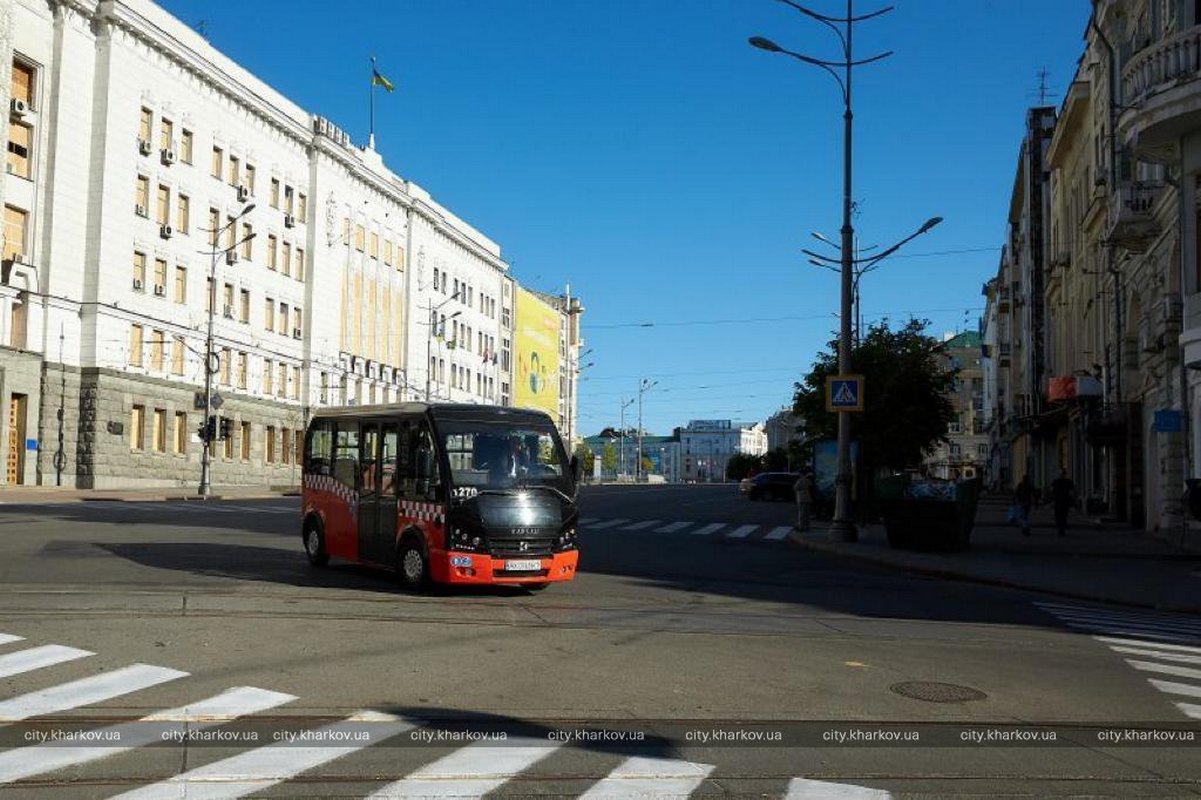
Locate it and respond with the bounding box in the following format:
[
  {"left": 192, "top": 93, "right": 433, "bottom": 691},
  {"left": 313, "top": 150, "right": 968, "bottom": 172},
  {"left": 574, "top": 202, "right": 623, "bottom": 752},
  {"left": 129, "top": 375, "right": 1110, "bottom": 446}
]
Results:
[{"left": 160, "top": 0, "right": 1090, "bottom": 438}]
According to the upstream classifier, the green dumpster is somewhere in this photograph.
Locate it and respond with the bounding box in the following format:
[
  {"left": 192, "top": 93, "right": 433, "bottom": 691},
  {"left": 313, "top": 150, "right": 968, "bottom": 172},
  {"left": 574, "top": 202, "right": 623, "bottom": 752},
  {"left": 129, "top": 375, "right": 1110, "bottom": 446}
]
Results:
[{"left": 875, "top": 475, "right": 981, "bottom": 551}]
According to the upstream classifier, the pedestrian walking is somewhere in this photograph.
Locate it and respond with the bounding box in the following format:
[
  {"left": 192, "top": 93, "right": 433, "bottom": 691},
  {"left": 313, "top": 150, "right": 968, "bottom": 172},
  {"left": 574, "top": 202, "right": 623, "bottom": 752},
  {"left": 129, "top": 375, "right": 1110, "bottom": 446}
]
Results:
[
  {"left": 794, "top": 472, "right": 813, "bottom": 532},
  {"left": 1050, "top": 469, "right": 1077, "bottom": 538},
  {"left": 1014, "top": 475, "right": 1034, "bottom": 536}
]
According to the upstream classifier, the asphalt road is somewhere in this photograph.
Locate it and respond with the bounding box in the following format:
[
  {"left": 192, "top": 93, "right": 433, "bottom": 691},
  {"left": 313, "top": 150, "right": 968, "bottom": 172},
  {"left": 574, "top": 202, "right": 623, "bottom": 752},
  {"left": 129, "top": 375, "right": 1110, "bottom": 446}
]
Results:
[{"left": 0, "top": 483, "right": 1198, "bottom": 798}]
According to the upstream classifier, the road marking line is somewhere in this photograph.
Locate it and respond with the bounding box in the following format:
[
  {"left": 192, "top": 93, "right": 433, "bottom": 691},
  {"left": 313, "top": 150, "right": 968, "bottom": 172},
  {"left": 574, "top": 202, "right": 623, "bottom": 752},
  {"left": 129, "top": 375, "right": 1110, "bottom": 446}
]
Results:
[
  {"left": 0, "top": 686, "right": 295, "bottom": 784},
  {"left": 0, "top": 634, "right": 24, "bottom": 646},
  {"left": 0, "top": 644, "right": 93, "bottom": 679},
  {"left": 786, "top": 776, "right": 892, "bottom": 798},
  {"left": 0, "top": 664, "right": 188, "bottom": 722},
  {"left": 655, "top": 521, "right": 692, "bottom": 533},
  {"left": 579, "top": 755, "right": 714, "bottom": 799},
  {"left": 1126, "top": 659, "right": 1201, "bottom": 681},
  {"left": 690, "top": 523, "right": 725, "bottom": 536},
  {"left": 368, "top": 737, "right": 561, "bottom": 798},
  {"left": 1064, "top": 623, "right": 1199, "bottom": 644},
  {"left": 113, "top": 710, "right": 415, "bottom": 800},
  {"left": 1038, "top": 603, "right": 1201, "bottom": 629},
  {"left": 578, "top": 517, "right": 599, "bottom": 524},
  {"left": 1047, "top": 610, "right": 1201, "bottom": 635},
  {"left": 1148, "top": 679, "right": 1201, "bottom": 699},
  {"left": 1096, "top": 637, "right": 1201, "bottom": 654},
  {"left": 1177, "top": 702, "right": 1201, "bottom": 719},
  {"left": 620, "top": 520, "right": 660, "bottom": 531},
  {"left": 1109, "top": 646, "right": 1201, "bottom": 665},
  {"left": 588, "top": 519, "right": 630, "bottom": 530},
  {"left": 764, "top": 526, "right": 793, "bottom": 541},
  {"left": 725, "top": 524, "right": 758, "bottom": 539}
]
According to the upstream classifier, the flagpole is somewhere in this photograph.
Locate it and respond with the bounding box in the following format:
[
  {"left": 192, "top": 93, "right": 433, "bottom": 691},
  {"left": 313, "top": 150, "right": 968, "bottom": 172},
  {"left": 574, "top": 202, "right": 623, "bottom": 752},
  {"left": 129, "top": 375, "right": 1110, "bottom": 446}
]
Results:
[{"left": 368, "top": 56, "right": 376, "bottom": 150}]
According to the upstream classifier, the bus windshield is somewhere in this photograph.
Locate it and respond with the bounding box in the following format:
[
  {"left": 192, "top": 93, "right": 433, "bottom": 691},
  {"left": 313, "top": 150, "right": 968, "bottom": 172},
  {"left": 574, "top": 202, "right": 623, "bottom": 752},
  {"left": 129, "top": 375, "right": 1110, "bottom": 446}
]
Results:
[{"left": 439, "top": 421, "right": 571, "bottom": 495}]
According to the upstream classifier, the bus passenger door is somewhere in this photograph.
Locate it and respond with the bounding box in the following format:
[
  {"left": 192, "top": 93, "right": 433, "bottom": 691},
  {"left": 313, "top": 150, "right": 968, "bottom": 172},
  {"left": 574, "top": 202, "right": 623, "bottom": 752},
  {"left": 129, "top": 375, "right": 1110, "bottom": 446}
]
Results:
[
  {"left": 379, "top": 424, "right": 399, "bottom": 558},
  {"left": 357, "top": 424, "right": 383, "bottom": 564}
]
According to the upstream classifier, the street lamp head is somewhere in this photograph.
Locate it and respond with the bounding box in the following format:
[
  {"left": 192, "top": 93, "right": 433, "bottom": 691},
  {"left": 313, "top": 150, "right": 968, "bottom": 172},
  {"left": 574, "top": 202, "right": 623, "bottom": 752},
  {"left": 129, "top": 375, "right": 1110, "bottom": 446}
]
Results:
[
  {"left": 237, "top": 203, "right": 256, "bottom": 219},
  {"left": 748, "top": 36, "right": 783, "bottom": 53},
  {"left": 450, "top": 310, "right": 462, "bottom": 319},
  {"left": 919, "top": 216, "right": 943, "bottom": 234}
]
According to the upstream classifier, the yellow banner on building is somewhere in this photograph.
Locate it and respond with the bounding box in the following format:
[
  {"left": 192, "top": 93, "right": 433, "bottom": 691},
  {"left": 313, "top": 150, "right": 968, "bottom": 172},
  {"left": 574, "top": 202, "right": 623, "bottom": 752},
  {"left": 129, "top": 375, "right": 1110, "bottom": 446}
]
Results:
[{"left": 514, "top": 288, "right": 560, "bottom": 417}]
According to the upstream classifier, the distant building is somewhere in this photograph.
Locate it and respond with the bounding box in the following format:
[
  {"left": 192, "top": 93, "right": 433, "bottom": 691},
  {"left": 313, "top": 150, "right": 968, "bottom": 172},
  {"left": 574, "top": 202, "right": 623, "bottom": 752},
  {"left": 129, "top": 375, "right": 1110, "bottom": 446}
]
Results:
[
  {"left": 925, "top": 331, "right": 989, "bottom": 481},
  {"left": 679, "top": 419, "right": 767, "bottom": 482},
  {"left": 764, "top": 407, "right": 803, "bottom": 452}
]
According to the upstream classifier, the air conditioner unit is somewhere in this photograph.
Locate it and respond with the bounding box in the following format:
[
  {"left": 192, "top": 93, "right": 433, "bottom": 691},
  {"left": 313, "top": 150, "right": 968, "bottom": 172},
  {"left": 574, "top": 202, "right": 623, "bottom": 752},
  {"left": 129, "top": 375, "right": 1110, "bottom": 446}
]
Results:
[
  {"left": 236, "top": 184, "right": 250, "bottom": 202},
  {"left": 222, "top": 305, "right": 234, "bottom": 319},
  {"left": 284, "top": 214, "right": 296, "bottom": 228},
  {"left": 292, "top": 328, "right": 302, "bottom": 339},
  {"left": 153, "top": 284, "right": 166, "bottom": 297},
  {"left": 135, "top": 204, "right": 147, "bottom": 217},
  {"left": 138, "top": 139, "right": 152, "bottom": 156},
  {"left": 225, "top": 251, "right": 238, "bottom": 265},
  {"left": 159, "top": 224, "right": 173, "bottom": 239},
  {"left": 10, "top": 252, "right": 24, "bottom": 264},
  {"left": 10, "top": 98, "right": 29, "bottom": 117},
  {"left": 132, "top": 278, "right": 144, "bottom": 291},
  {"left": 160, "top": 149, "right": 176, "bottom": 166}
]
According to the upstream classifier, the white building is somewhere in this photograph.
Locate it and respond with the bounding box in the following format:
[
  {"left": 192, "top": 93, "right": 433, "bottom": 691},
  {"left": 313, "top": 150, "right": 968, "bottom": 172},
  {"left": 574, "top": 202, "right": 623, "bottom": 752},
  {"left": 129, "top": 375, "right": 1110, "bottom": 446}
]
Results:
[
  {"left": 0, "top": 0, "right": 578, "bottom": 488},
  {"left": 679, "top": 419, "right": 767, "bottom": 482}
]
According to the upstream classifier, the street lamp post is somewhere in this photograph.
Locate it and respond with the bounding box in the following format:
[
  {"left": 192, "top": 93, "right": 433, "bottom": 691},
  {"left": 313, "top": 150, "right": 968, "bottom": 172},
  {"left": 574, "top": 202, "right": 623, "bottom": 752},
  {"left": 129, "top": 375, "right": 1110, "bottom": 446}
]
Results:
[
  {"left": 198, "top": 203, "right": 256, "bottom": 497},
  {"left": 619, "top": 398, "right": 633, "bottom": 479},
  {"left": 424, "top": 292, "right": 461, "bottom": 402},
  {"left": 635, "top": 378, "right": 657, "bottom": 482},
  {"left": 751, "top": 1, "right": 894, "bottom": 541}
]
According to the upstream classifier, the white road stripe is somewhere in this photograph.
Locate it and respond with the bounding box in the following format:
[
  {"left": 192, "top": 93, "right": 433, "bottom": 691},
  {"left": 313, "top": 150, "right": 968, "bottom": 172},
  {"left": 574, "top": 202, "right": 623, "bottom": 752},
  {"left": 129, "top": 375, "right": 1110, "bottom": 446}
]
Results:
[
  {"left": 0, "top": 664, "right": 187, "bottom": 722},
  {"left": 1064, "top": 623, "right": 1199, "bottom": 644},
  {"left": 0, "top": 686, "right": 295, "bottom": 784},
  {"left": 655, "top": 521, "right": 692, "bottom": 533},
  {"left": 1047, "top": 610, "right": 1201, "bottom": 635},
  {"left": 1096, "top": 637, "right": 1201, "bottom": 655},
  {"left": 1109, "top": 646, "right": 1201, "bottom": 665},
  {"left": 0, "top": 644, "right": 92, "bottom": 679},
  {"left": 1148, "top": 679, "right": 1201, "bottom": 699},
  {"left": 1126, "top": 660, "right": 1201, "bottom": 681},
  {"left": 0, "top": 634, "right": 24, "bottom": 646},
  {"left": 786, "top": 777, "right": 892, "bottom": 798},
  {"left": 579, "top": 755, "right": 714, "bottom": 799},
  {"left": 368, "top": 737, "right": 561, "bottom": 798},
  {"left": 620, "top": 520, "right": 661, "bottom": 531},
  {"left": 578, "top": 517, "right": 599, "bottom": 525},
  {"left": 725, "top": 524, "right": 758, "bottom": 539},
  {"left": 113, "top": 710, "right": 414, "bottom": 800},
  {"left": 764, "top": 526, "right": 793, "bottom": 541},
  {"left": 1038, "top": 603, "right": 1201, "bottom": 630},
  {"left": 690, "top": 523, "right": 725, "bottom": 537},
  {"left": 1178, "top": 702, "right": 1201, "bottom": 719},
  {"left": 588, "top": 519, "right": 630, "bottom": 530}
]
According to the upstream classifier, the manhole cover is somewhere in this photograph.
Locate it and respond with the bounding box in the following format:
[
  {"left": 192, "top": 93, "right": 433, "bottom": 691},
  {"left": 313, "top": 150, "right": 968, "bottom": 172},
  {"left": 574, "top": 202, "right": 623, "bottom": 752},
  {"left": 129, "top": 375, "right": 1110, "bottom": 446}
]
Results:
[{"left": 889, "top": 681, "right": 987, "bottom": 703}]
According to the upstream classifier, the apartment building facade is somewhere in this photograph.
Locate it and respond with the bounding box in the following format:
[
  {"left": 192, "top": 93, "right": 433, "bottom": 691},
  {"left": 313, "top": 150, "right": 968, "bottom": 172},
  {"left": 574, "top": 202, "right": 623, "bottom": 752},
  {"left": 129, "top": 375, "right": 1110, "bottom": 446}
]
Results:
[
  {"left": 0, "top": 0, "right": 580, "bottom": 489},
  {"left": 926, "top": 331, "right": 990, "bottom": 481}
]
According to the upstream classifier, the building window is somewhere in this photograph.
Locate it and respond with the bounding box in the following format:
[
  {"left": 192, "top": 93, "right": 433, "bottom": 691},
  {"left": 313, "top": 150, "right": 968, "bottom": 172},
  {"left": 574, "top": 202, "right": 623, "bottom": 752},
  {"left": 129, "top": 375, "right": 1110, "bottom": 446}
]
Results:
[
  {"left": 2, "top": 205, "right": 26, "bottom": 261},
  {"left": 295, "top": 248, "right": 304, "bottom": 281},
  {"left": 223, "top": 282, "right": 234, "bottom": 315},
  {"left": 284, "top": 185, "right": 294, "bottom": 215},
  {"left": 129, "top": 324, "right": 143, "bottom": 366},
  {"left": 281, "top": 241, "right": 291, "bottom": 277},
  {"left": 239, "top": 288, "right": 250, "bottom": 323},
  {"left": 156, "top": 184, "right": 170, "bottom": 226},
  {"left": 153, "top": 258, "right": 166, "bottom": 293},
  {"left": 262, "top": 358, "right": 273, "bottom": 394},
  {"left": 130, "top": 405, "right": 145, "bottom": 450},
  {"left": 265, "top": 425, "right": 276, "bottom": 463},
  {"left": 277, "top": 362, "right": 287, "bottom": 396},
  {"left": 291, "top": 365, "right": 300, "bottom": 399},
  {"left": 219, "top": 346, "right": 231, "bottom": 385},
  {"left": 6, "top": 122, "right": 31, "bottom": 179},
  {"left": 354, "top": 224, "right": 365, "bottom": 252},
  {"left": 264, "top": 297, "right": 274, "bottom": 331},
  {"left": 135, "top": 175, "right": 149, "bottom": 214},
  {"left": 159, "top": 118, "right": 173, "bottom": 152},
  {"left": 267, "top": 235, "right": 277, "bottom": 270},
  {"left": 180, "top": 130, "right": 193, "bottom": 164},
  {"left": 228, "top": 155, "right": 240, "bottom": 187},
  {"left": 245, "top": 164, "right": 256, "bottom": 194},
  {"left": 152, "top": 408, "right": 166, "bottom": 453},
  {"left": 176, "top": 194, "right": 189, "bottom": 233},
  {"left": 236, "top": 351, "right": 248, "bottom": 388},
  {"left": 149, "top": 329, "right": 164, "bottom": 371},
  {"left": 223, "top": 427, "right": 234, "bottom": 459},
  {"left": 173, "top": 412, "right": 187, "bottom": 454},
  {"left": 138, "top": 106, "right": 152, "bottom": 144},
  {"left": 174, "top": 265, "right": 187, "bottom": 304},
  {"left": 369, "top": 232, "right": 379, "bottom": 259},
  {"left": 279, "top": 302, "right": 288, "bottom": 335},
  {"left": 171, "top": 338, "right": 184, "bottom": 375},
  {"left": 282, "top": 428, "right": 292, "bottom": 466},
  {"left": 297, "top": 193, "right": 307, "bottom": 221},
  {"left": 270, "top": 178, "right": 280, "bottom": 209},
  {"left": 293, "top": 308, "right": 302, "bottom": 337},
  {"left": 240, "top": 421, "right": 251, "bottom": 459},
  {"left": 241, "top": 222, "right": 253, "bottom": 259},
  {"left": 210, "top": 146, "right": 222, "bottom": 179},
  {"left": 383, "top": 240, "right": 393, "bottom": 266},
  {"left": 132, "top": 251, "right": 146, "bottom": 287}
]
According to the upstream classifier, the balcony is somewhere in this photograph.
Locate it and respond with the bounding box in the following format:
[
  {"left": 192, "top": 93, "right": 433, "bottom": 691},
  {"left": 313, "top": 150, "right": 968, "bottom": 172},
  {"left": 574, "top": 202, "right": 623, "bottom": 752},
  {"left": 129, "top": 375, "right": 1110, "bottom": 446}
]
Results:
[
  {"left": 1119, "top": 26, "right": 1201, "bottom": 161},
  {"left": 1106, "top": 180, "right": 1165, "bottom": 252}
]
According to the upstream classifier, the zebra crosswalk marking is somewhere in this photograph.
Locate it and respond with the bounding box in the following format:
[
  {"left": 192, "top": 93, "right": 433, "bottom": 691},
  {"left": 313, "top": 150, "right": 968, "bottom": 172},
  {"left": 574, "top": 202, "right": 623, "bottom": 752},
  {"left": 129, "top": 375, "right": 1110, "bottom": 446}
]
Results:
[
  {"left": 1127, "top": 660, "right": 1201, "bottom": 681},
  {"left": 368, "top": 737, "right": 562, "bottom": 798},
  {"left": 0, "top": 664, "right": 187, "bottom": 722},
  {"left": 113, "top": 710, "right": 416, "bottom": 800},
  {"left": 1096, "top": 637, "right": 1201, "bottom": 654},
  {"left": 0, "top": 686, "right": 296, "bottom": 785},
  {"left": 1149, "top": 678, "right": 1201, "bottom": 699},
  {"left": 0, "top": 644, "right": 92, "bottom": 679},
  {"left": 1110, "top": 646, "right": 1201, "bottom": 664},
  {"left": 690, "top": 523, "right": 724, "bottom": 537},
  {"left": 655, "top": 521, "right": 692, "bottom": 533},
  {"left": 579, "top": 755, "right": 714, "bottom": 799},
  {"left": 726, "top": 524, "right": 758, "bottom": 539},
  {"left": 786, "top": 776, "right": 893, "bottom": 798},
  {"left": 621, "top": 520, "right": 660, "bottom": 531},
  {"left": 589, "top": 518, "right": 630, "bottom": 530},
  {"left": 0, "top": 634, "right": 23, "bottom": 646},
  {"left": 765, "top": 525, "right": 793, "bottom": 541}
]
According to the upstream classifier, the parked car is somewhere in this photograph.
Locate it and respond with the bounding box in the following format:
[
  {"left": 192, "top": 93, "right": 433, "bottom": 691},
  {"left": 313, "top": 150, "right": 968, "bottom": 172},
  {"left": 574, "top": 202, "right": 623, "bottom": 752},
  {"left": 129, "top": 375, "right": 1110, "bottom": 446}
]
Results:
[{"left": 744, "top": 472, "right": 799, "bottom": 501}]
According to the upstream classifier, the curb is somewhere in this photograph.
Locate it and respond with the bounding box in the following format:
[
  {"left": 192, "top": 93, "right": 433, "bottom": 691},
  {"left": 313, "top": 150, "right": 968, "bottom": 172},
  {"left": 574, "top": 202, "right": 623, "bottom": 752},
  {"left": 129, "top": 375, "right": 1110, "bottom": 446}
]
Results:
[{"left": 789, "top": 532, "right": 1201, "bottom": 615}]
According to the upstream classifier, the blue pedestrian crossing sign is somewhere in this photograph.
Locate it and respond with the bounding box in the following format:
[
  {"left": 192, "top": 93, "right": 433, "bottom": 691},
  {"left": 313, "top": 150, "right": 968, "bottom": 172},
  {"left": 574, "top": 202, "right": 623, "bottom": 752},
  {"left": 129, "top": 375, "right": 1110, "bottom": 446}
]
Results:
[{"left": 826, "top": 374, "right": 864, "bottom": 412}]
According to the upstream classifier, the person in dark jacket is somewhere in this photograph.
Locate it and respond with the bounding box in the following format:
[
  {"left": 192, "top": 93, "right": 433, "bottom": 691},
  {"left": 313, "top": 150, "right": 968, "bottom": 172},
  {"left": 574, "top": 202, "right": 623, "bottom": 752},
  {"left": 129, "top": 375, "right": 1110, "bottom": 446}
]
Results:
[
  {"left": 1050, "top": 469, "right": 1077, "bottom": 538},
  {"left": 1014, "top": 476, "right": 1034, "bottom": 536}
]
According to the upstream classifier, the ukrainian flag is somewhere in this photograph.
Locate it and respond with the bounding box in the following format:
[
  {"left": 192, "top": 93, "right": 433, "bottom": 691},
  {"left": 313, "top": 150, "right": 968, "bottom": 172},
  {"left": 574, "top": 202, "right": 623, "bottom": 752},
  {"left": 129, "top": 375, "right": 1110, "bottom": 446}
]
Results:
[{"left": 371, "top": 68, "right": 395, "bottom": 92}]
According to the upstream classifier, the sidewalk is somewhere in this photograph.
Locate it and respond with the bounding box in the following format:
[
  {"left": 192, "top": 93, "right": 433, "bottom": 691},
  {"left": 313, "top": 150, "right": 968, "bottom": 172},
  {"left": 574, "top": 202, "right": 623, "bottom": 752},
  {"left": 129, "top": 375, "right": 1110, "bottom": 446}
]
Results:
[
  {"left": 0, "top": 484, "right": 300, "bottom": 503},
  {"left": 792, "top": 497, "right": 1201, "bottom": 614}
]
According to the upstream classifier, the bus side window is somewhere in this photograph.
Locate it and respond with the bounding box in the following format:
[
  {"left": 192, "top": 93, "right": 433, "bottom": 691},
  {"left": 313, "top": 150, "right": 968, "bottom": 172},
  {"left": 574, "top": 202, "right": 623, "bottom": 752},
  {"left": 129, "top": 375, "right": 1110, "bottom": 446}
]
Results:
[
  {"left": 332, "top": 423, "right": 360, "bottom": 490},
  {"left": 395, "top": 420, "right": 413, "bottom": 496},
  {"left": 305, "top": 420, "right": 333, "bottom": 476},
  {"left": 414, "top": 424, "right": 439, "bottom": 495},
  {"left": 381, "top": 425, "right": 398, "bottom": 495}
]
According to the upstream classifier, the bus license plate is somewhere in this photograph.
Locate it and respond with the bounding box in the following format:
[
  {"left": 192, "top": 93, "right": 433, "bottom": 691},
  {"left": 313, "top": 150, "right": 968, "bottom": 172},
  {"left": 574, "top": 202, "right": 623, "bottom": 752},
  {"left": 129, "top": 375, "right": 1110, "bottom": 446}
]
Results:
[{"left": 504, "top": 559, "right": 542, "bottom": 572}]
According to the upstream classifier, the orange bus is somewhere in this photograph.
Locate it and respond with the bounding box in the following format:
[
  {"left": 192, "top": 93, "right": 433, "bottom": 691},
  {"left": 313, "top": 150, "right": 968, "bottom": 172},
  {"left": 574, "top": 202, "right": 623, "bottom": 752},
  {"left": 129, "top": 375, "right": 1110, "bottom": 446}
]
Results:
[{"left": 301, "top": 403, "right": 581, "bottom": 590}]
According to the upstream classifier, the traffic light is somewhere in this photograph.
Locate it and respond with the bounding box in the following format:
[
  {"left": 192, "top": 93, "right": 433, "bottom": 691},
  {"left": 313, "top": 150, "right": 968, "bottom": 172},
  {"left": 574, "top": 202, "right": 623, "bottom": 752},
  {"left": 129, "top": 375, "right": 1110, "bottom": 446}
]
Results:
[
  {"left": 196, "top": 415, "right": 217, "bottom": 443},
  {"left": 218, "top": 417, "right": 233, "bottom": 441}
]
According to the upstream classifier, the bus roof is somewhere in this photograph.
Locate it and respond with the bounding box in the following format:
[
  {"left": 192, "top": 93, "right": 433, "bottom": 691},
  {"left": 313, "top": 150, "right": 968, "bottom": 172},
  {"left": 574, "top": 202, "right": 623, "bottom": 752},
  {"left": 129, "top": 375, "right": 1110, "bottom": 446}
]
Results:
[{"left": 308, "top": 403, "right": 557, "bottom": 426}]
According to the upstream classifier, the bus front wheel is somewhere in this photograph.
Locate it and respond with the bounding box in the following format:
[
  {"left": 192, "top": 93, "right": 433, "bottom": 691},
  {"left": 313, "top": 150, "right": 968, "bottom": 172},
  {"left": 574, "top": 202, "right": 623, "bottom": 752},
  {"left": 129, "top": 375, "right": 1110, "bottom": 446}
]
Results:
[
  {"left": 303, "top": 518, "right": 328, "bottom": 567},
  {"left": 396, "top": 538, "right": 429, "bottom": 590}
]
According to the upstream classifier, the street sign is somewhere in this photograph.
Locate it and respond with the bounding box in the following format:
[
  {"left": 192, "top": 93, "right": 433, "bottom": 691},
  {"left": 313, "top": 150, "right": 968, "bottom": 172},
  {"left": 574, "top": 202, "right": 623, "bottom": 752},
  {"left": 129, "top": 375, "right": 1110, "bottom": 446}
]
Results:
[
  {"left": 210, "top": 392, "right": 224, "bottom": 410},
  {"left": 1154, "top": 409, "right": 1182, "bottom": 433},
  {"left": 826, "top": 375, "right": 864, "bottom": 412}
]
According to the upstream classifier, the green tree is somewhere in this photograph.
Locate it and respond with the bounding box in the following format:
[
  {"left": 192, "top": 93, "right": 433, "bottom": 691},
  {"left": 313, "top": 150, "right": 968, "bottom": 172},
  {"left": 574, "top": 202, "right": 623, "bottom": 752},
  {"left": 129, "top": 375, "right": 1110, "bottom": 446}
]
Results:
[
  {"left": 726, "top": 452, "right": 763, "bottom": 480},
  {"left": 574, "top": 442, "right": 595, "bottom": 475},
  {"left": 793, "top": 318, "right": 957, "bottom": 477},
  {"left": 601, "top": 442, "right": 617, "bottom": 474}
]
